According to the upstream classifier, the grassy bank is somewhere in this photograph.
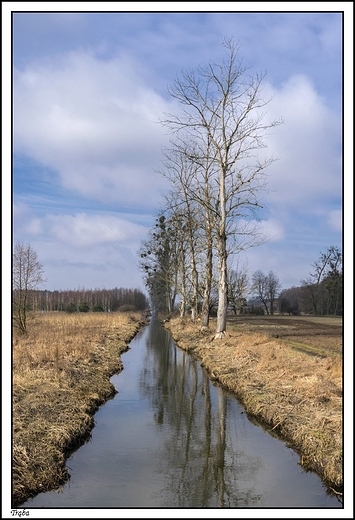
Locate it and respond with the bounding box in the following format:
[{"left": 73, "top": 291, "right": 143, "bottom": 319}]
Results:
[
  {"left": 164, "top": 314, "right": 343, "bottom": 496},
  {"left": 12, "top": 311, "right": 147, "bottom": 506}
]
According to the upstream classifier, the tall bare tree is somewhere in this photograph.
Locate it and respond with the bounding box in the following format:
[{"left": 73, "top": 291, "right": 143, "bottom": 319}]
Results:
[
  {"left": 161, "top": 136, "right": 219, "bottom": 330},
  {"left": 162, "top": 38, "right": 282, "bottom": 337},
  {"left": 159, "top": 148, "right": 202, "bottom": 321},
  {"left": 251, "top": 269, "right": 281, "bottom": 315},
  {"left": 227, "top": 263, "right": 249, "bottom": 315},
  {"left": 267, "top": 270, "right": 282, "bottom": 315},
  {"left": 13, "top": 242, "right": 45, "bottom": 334},
  {"left": 251, "top": 270, "right": 269, "bottom": 314}
]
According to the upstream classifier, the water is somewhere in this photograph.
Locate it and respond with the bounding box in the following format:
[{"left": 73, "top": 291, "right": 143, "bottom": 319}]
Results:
[{"left": 23, "top": 318, "right": 341, "bottom": 509}]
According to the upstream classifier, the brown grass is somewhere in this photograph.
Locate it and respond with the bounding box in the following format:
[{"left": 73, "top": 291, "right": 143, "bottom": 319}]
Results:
[
  {"left": 12, "top": 311, "right": 147, "bottom": 507},
  {"left": 165, "top": 314, "right": 343, "bottom": 494}
]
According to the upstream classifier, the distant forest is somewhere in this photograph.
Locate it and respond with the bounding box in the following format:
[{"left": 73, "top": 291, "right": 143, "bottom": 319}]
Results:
[{"left": 29, "top": 287, "right": 148, "bottom": 313}]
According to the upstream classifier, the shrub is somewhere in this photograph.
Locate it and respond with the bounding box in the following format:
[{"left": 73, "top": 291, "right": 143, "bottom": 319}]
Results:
[
  {"left": 92, "top": 303, "right": 104, "bottom": 312},
  {"left": 66, "top": 303, "right": 77, "bottom": 314},
  {"left": 118, "top": 304, "right": 136, "bottom": 313},
  {"left": 78, "top": 301, "right": 90, "bottom": 313}
]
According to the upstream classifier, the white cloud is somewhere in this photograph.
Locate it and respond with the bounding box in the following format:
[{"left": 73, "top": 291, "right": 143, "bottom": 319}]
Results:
[
  {"left": 25, "top": 217, "right": 43, "bottom": 235},
  {"left": 13, "top": 202, "right": 30, "bottom": 221},
  {"left": 45, "top": 213, "right": 147, "bottom": 248},
  {"left": 257, "top": 219, "right": 285, "bottom": 242},
  {"left": 327, "top": 209, "right": 342, "bottom": 232},
  {"left": 14, "top": 49, "right": 341, "bottom": 218},
  {"left": 14, "top": 50, "right": 171, "bottom": 208},
  {"left": 261, "top": 74, "right": 341, "bottom": 210},
  {"left": 12, "top": 209, "right": 149, "bottom": 290},
  {"left": 13, "top": 203, "right": 148, "bottom": 249}
]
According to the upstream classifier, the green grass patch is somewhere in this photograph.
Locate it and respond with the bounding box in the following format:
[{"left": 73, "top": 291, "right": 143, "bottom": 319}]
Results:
[{"left": 280, "top": 339, "right": 330, "bottom": 358}]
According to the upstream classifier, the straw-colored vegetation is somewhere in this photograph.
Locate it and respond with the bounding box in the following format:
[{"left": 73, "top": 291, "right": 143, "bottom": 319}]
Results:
[
  {"left": 12, "top": 311, "right": 147, "bottom": 507},
  {"left": 165, "top": 314, "right": 343, "bottom": 495},
  {"left": 12, "top": 311, "right": 342, "bottom": 505}
]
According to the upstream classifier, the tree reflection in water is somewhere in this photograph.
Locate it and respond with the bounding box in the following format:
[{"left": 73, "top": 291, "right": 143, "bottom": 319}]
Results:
[{"left": 140, "top": 319, "right": 262, "bottom": 507}]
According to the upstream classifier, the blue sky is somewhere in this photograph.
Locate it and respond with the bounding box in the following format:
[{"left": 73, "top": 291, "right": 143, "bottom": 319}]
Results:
[
  {"left": 5, "top": 4, "right": 351, "bottom": 293},
  {"left": 2, "top": 5, "right": 354, "bottom": 516}
]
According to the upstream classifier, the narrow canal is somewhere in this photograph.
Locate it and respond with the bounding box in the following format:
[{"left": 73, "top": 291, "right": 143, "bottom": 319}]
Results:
[{"left": 23, "top": 318, "right": 341, "bottom": 508}]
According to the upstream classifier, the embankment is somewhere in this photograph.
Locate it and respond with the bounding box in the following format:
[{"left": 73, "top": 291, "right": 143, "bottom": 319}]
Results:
[
  {"left": 164, "top": 315, "right": 343, "bottom": 496},
  {"left": 12, "top": 312, "right": 148, "bottom": 506}
]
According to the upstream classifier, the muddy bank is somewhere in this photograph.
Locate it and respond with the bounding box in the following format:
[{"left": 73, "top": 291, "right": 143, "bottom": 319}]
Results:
[
  {"left": 163, "top": 315, "right": 343, "bottom": 496},
  {"left": 12, "top": 313, "right": 148, "bottom": 507}
]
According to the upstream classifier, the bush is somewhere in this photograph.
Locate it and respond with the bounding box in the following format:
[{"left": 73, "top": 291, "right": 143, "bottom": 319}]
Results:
[
  {"left": 92, "top": 303, "right": 104, "bottom": 312},
  {"left": 118, "top": 304, "right": 136, "bottom": 313},
  {"left": 78, "top": 301, "right": 90, "bottom": 313},
  {"left": 243, "top": 305, "right": 265, "bottom": 315},
  {"left": 66, "top": 303, "right": 77, "bottom": 314}
]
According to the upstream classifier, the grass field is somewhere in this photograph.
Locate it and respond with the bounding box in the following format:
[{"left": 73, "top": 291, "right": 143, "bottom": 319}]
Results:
[
  {"left": 165, "top": 314, "right": 343, "bottom": 496},
  {"left": 12, "top": 311, "right": 343, "bottom": 505},
  {"left": 12, "top": 311, "right": 147, "bottom": 506}
]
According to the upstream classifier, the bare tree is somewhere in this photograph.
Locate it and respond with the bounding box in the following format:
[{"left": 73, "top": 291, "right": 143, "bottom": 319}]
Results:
[
  {"left": 159, "top": 148, "right": 202, "bottom": 321},
  {"left": 267, "top": 270, "right": 282, "bottom": 315},
  {"left": 13, "top": 242, "right": 46, "bottom": 334},
  {"left": 251, "top": 270, "right": 269, "bottom": 314},
  {"left": 301, "top": 246, "right": 342, "bottom": 315},
  {"left": 251, "top": 269, "right": 281, "bottom": 315},
  {"left": 227, "top": 263, "right": 249, "bottom": 315},
  {"left": 161, "top": 38, "right": 282, "bottom": 337}
]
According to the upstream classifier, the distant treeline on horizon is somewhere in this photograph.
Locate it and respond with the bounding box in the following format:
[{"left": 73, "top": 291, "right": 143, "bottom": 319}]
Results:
[{"left": 24, "top": 287, "right": 148, "bottom": 313}]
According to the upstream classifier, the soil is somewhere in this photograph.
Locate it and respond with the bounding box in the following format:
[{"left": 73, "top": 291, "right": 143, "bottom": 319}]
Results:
[{"left": 225, "top": 314, "right": 342, "bottom": 356}]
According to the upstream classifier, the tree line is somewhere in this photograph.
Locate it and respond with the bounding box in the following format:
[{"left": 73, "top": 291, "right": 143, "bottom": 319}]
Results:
[
  {"left": 138, "top": 39, "right": 342, "bottom": 332},
  {"left": 139, "top": 38, "right": 283, "bottom": 338},
  {"left": 279, "top": 245, "right": 343, "bottom": 316},
  {"left": 30, "top": 286, "right": 148, "bottom": 314},
  {"left": 140, "top": 237, "right": 342, "bottom": 321},
  {"left": 12, "top": 241, "right": 148, "bottom": 334},
  {"left": 230, "top": 245, "right": 342, "bottom": 316}
]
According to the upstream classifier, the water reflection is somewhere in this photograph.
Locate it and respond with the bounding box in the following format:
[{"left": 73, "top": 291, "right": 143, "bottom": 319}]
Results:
[
  {"left": 142, "top": 324, "right": 252, "bottom": 507},
  {"left": 23, "top": 319, "right": 341, "bottom": 508},
  {"left": 138, "top": 320, "right": 334, "bottom": 508}
]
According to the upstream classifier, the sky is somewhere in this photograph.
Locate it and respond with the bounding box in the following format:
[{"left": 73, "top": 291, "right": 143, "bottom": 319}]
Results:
[
  {"left": 4, "top": 3, "right": 352, "bottom": 297},
  {"left": 2, "top": 4, "right": 354, "bottom": 518}
]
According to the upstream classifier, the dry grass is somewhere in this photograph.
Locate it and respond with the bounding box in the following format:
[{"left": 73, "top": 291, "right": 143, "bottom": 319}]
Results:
[
  {"left": 12, "top": 311, "right": 147, "bottom": 507},
  {"left": 165, "top": 315, "right": 343, "bottom": 494}
]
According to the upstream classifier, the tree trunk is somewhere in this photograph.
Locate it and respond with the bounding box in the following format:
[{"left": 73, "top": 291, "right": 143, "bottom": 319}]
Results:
[
  {"left": 190, "top": 253, "right": 199, "bottom": 322},
  {"left": 215, "top": 165, "right": 228, "bottom": 338},
  {"left": 215, "top": 233, "right": 228, "bottom": 337},
  {"left": 200, "top": 249, "right": 212, "bottom": 329},
  {"left": 200, "top": 168, "right": 214, "bottom": 330},
  {"left": 180, "top": 292, "right": 186, "bottom": 319}
]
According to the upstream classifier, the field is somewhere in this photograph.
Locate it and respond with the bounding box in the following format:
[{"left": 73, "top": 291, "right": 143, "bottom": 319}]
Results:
[
  {"left": 226, "top": 314, "right": 342, "bottom": 356},
  {"left": 12, "top": 312, "right": 343, "bottom": 505},
  {"left": 165, "top": 314, "right": 343, "bottom": 496},
  {"left": 12, "top": 311, "right": 147, "bottom": 506}
]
